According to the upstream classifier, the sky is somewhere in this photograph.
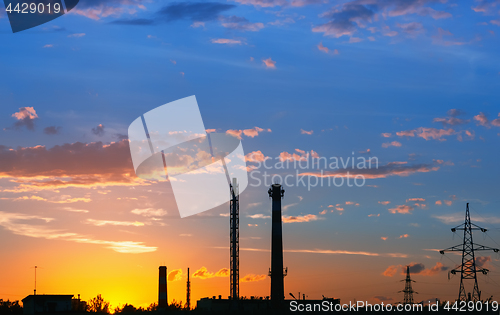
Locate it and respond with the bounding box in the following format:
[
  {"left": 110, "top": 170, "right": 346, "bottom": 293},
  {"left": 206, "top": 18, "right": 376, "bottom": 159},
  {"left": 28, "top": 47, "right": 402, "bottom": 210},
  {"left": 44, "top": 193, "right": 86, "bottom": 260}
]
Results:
[{"left": 1, "top": 0, "right": 500, "bottom": 310}]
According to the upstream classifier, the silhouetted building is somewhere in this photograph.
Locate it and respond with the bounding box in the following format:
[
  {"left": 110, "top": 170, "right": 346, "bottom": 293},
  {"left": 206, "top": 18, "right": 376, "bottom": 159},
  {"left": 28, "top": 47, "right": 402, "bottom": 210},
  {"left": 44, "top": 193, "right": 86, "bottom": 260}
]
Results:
[
  {"left": 268, "top": 184, "right": 287, "bottom": 308},
  {"left": 159, "top": 266, "right": 167, "bottom": 309},
  {"left": 22, "top": 295, "right": 73, "bottom": 315}
]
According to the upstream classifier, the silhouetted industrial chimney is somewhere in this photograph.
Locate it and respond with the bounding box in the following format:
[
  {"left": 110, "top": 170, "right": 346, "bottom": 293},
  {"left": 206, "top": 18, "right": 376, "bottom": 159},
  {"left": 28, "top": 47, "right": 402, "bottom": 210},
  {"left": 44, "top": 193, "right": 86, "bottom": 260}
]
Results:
[
  {"left": 159, "top": 266, "right": 167, "bottom": 309},
  {"left": 268, "top": 184, "right": 287, "bottom": 308}
]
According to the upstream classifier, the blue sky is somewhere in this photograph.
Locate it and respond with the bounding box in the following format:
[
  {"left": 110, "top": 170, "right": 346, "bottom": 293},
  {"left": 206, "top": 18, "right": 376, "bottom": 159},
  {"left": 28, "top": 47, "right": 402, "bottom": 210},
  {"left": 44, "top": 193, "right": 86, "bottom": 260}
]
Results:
[{"left": 1, "top": 0, "right": 500, "bottom": 308}]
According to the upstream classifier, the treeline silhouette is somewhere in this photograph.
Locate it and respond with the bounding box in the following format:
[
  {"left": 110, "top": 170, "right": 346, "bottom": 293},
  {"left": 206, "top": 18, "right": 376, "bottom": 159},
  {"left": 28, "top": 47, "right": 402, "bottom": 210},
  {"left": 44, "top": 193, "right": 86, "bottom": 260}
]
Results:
[{"left": 0, "top": 295, "right": 188, "bottom": 314}]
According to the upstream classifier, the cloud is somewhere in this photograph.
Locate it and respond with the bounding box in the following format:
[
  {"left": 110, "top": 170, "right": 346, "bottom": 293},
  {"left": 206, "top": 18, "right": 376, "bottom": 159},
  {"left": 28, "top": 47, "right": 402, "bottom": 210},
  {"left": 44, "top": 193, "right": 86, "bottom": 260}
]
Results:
[
  {"left": 10, "top": 107, "right": 38, "bottom": 131},
  {"left": 396, "top": 127, "right": 456, "bottom": 141},
  {"left": 0, "top": 211, "right": 156, "bottom": 253},
  {"left": 92, "top": 124, "right": 105, "bottom": 136},
  {"left": 300, "top": 161, "right": 439, "bottom": 179},
  {"left": 381, "top": 236, "right": 388, "bottom": 240},
  {"left": 211, "top": 38, "right": 242, "bottom": 45},
  {"left": 247, "top": 214, "right": 271, "bottom": 219},
  {"left": 396, "top": 22, "right": 424, "bottom": 37},
  {"left": 71, "top": 0, "right": 149, "bottom": 20},
  {"left": 226, "top": 127, "right": 271, "bottom": 139},
  {"left": 313, "top": 0, "right": 450, "bottom": 38},
  {"left": 382, "top": 141, "right": 402, "bottom": 148},
  {"left": 433, "top": 213, "right": 500, "bottom": 225},
  {"left": 317, "top": 42, "right": 329, "bottom": 53},
  {"left": 282, "top": 214, "right": 323, "bottom": 223},
  {"left": 381, "top": 133, "right": 392, "bottom": 138},
  {"left": 472, "top": 0, "right": 500, "bottom": 15},
  {"left": 68, "top": 33, "right": 86, "bottom": 38},
  {"left": 473, "top": 112, "right": 498, "bottom": 127},
  {"left": 263, "top": 58, "right": 276, "bottom": 68},
  {"left": 432, "top": 28, "right": 466, "bottom": 46},
  {"left": 43, "top": 126, "right": 62, "bottom": 135},
  {"left": 399, "top": 234, "right": 409, "bottom": 238},
  {"left": 241, "top": 274, "right": 267, "bottom": 282},
  {"left": 192, "top": 267, "right": 229, "bottom": 279},
  {"left": 388, "top": 205, "right": 414, "bottom": 214},
  {"left": 301, "top": 129, "right": 313, "bottom": 135},
  {"left": 383, "top": 262, "right": 448, "bottom": 277},
  {"left": 43, "top": 44, "right": 53, "bottom": 48},
  {"left": 0, "top": 140, "right": 144, "bottom": 192},
  {"left": 86, "top": 219, "right": 144, "bottom": 227},
  {"left": 433, "top": 109, "right": 469, "bottom": 126},
  {"left": 168, "top": 269, "right": 183, "bottom": 281},
  {"left": 407, "top": 198, "right": 425, "bottom": 202},
  {"left": 220, "top": 15, "right": 264, "bottom": 31},
  {"left": 131, "top": 208, "right": 167, "bottom": 217},
  {"left": 245, "top": 151, "right": 268, "bottom": 163},
  {"left": 382, "top": 265, "right": 399, "bottom": 277},
  {"left": 378, "top": 201, "right": 390, "bottom": 205}
]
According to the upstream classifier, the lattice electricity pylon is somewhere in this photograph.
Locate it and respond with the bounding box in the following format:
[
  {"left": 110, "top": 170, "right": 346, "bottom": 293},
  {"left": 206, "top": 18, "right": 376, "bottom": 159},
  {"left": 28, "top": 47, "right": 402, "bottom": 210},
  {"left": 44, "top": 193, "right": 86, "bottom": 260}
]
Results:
[
  {"left": 399, "top": 265, "right": 417, "bottom": 305},
  {"left": 230, "top": 178, "right": 239, "bottom": 300},
  {"left": 186, "top": 267, "right": 191, "bottom": 310},
  {"left": 440, "top": 203, "right": 499, "bottom": 302}
]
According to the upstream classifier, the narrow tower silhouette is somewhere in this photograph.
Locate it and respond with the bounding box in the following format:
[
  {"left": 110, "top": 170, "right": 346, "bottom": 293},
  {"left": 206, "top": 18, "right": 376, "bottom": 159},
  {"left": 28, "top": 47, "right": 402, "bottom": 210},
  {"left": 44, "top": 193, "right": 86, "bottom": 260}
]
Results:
[
  {"left": 230, "top": 178, "right": 239, "bottom": 301},
  {"left": 158, "top": 266, "right": 167, "bottom": 309},
  {"left": 399, "top": 266, "right": 416, "bottom": 305},
  {"left": 440, "top": 203, "right": 499, "bottom": 302},
  {"left": 268, "top": 184, "right": 287, "bottom": 308},
  {"left": 186, "top": 267, "right": 191, "bottom": 310}
]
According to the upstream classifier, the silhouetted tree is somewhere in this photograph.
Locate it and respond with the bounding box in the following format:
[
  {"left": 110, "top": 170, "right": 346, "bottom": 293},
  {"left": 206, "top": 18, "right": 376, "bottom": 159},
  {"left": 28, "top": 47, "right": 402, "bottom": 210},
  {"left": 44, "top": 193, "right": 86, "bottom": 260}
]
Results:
[
  {"left": 146, "top": 303, "right": 157, "bottom": 312},
  {"left": 168, "top": 299, "right": 184, "bottom": 311},
  {"left": 87, "top": 294, "right": 110, "bottom": 313},
  {"left": 0, "top": 300, "right": 22, "bottom": 314}
]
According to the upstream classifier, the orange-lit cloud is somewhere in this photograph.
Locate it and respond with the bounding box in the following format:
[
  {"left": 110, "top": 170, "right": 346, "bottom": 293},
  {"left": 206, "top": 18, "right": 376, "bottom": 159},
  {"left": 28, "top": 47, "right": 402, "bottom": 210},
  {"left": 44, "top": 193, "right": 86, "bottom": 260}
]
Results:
[
  {"left": 241, "top": 274, "right": 267, "bottom": 282},
  {"left": 86, "top": 219, "right": 145, "bottom": 227},
  {"left": 381, "top": 236, "right": 388, "bottom": 240},
  {"left": 226, "top": 127, "right": 271, "bottom": 139},
  {"left": 382, "top": 141, "right": 402, "bottom": 148},
  {"left": 378, "top": 201, "right": 390, "bottom": 205},
  {"left": 300, "top": 161, "right": 439, "bottom": 179},
  {"left": 0, "top": 140, "right": 148, "bottom": 192},
  {"left": 396, "top": 127, "right": 455, "bottom": 141},
  {"left": 263, "top": 58, "right": 276, "bottom": 68},
  {"left": 0, "top": 211, "right": 156, "bottom": 253},
  {"left": 168, "top": 269, "right": 183, "bottom": 282},
  {"left": 317, "top": 42, "right": 329, "bottom": 53},
  {"left": 245, "top": 150, "right": 268, "bottom": 163},
  {"left": 301, "top": 129, "right": 313, "bottom": 135},
  {"left": 399, "top": 234, "right": 409, "bottom": 238},
  {"left": 388, "top": 205, "right": 414, "bottom": 214},
  {"left": 10, "top": 107, "right": 38, "bottom": 130},
  {"left": 192, "top": 267, "right": 229, "bottom": 279},
  {"left": 407, "top": 198, "right": 425, "bottom": 203},
  {"left": 282, "top": 214, "right": 322, "bottom": 223}
]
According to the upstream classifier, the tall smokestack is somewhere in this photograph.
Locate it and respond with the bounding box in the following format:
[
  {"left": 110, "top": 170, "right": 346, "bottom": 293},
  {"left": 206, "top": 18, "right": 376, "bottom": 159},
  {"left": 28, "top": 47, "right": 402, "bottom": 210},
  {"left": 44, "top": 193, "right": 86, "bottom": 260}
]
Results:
[
  {"left": 268, "top": 184, "right": 286, "bottom": 308},
  {"left": 159, "top": 266, "right": 167, "bottom": 309}
]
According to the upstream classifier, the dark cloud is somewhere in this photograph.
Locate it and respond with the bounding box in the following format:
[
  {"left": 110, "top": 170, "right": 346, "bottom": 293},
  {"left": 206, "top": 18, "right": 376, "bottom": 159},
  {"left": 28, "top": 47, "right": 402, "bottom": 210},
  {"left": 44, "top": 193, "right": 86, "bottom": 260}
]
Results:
[
  {"left": 408, "top": 263, "right": 426, "bottom": 274},
  {"left": 219, "top": 15, "right": 264, "bottom": 31},
  {"left": 313, "top": 3, "right": 375, "bottom": 38},
  {"left": 76, "top": 0, "right": 147, "bottom": 9},
  {"left": 313, "top": 0, "right": 451, "bottom": 37},
  {"left": 115, "top": 133, "right": 128, "bottom": 141},
  {"left": 9, "top": 107, "right": 38, "bottom": 131},
  {"left": 92, "top": 124, "right": 105, "bottom": 136},
  {"left": 157, "top": 2, "right": 236, "bottom": 22},
  {"left": 43, "top": 126, "right": 62, "bottom": 135}
]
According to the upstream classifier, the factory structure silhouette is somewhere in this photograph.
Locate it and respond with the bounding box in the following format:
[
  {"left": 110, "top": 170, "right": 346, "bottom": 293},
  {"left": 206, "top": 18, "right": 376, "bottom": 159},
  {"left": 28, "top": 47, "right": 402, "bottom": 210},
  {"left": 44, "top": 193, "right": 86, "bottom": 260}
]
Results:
[{"left": 17, "top": 182, "right": 499, "bottom": 314}]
